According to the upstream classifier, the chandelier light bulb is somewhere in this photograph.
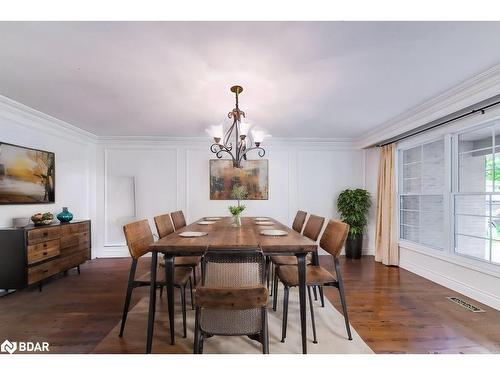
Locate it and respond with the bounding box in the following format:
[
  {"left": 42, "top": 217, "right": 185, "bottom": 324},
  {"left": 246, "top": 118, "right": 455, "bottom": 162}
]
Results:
[
  {"left": 239, "top": 120, "right": 251, "bottom": 136},
  {"left": 207, "top": 124, "right": 224, "bottom": 142}
]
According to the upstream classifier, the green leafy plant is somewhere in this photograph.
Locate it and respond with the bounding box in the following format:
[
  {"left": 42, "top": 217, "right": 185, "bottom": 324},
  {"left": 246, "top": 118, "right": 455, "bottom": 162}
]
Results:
[
  {"left": 228, "top": 205, "right": 246, "bottom": 216},
  {"left": 337, "top": 189, "right": 371, "bottom": 239}
]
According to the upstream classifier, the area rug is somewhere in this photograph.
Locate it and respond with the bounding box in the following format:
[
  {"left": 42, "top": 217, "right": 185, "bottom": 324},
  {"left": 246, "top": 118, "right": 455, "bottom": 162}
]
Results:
[{"left": 92, "top": 286, "right": 373, "bottom": 354}]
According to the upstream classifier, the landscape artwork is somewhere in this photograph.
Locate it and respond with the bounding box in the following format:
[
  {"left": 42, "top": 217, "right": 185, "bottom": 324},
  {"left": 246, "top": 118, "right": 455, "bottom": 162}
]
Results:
[
  {"left": 0, "top": 142, "right": 55, "bottom": 204},
  {"left": 210, "top": 159, "right": 268, "bottom": 200}
]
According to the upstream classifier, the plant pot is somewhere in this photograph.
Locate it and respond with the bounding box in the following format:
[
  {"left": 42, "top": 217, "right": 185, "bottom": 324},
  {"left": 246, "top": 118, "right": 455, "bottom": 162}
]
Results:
[{"left": 345, "top": 234, "right": 363, "bottom": 259}]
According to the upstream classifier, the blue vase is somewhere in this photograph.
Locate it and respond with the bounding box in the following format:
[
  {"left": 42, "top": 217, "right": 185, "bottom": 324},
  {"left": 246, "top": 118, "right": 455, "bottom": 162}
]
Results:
[{"left": 57, "top": 207, "right": 73, "bottom": 223}]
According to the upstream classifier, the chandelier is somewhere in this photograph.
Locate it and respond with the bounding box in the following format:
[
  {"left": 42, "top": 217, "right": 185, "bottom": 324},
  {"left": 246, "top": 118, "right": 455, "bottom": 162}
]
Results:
[{"left": 208, "top": 85, "right": 266, "bottom": 168}]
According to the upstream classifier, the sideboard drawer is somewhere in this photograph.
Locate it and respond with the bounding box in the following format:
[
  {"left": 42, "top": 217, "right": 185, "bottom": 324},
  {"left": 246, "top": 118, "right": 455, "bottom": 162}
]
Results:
[
  {"left": 28, "top": 260, "right": 59, "bottom": 285},
  {"left": 27, "top": 227, "right": 61, "bottom": 245},
  {"left": 27, "top": 239, "right": 60, "bottom": 265}
]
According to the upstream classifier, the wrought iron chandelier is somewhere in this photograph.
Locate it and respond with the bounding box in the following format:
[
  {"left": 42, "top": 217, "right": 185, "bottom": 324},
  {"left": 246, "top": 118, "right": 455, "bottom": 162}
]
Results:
[{"left": 208, "top": 85, "right": 266, "bottom": 168}]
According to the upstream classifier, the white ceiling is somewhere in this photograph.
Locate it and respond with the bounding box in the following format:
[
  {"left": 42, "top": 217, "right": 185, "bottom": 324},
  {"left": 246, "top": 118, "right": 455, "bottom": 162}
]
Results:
[{"left": 1, "top": 21, "right": 500, "bottom": 139}]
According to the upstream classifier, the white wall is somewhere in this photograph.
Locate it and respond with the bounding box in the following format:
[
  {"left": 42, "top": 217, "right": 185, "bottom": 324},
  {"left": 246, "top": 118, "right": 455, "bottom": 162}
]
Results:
[
  {"left": 0, "top": 96, "right": 96, "bottom": 230},
  {"left": 93, "top": 140, "right": 367, "bottom": 258}
]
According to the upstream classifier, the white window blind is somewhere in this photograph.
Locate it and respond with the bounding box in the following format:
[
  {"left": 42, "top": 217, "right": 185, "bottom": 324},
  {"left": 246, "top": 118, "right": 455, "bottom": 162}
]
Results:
[{"left": 399, "top": 139, "right": 445, "bottom": 249}]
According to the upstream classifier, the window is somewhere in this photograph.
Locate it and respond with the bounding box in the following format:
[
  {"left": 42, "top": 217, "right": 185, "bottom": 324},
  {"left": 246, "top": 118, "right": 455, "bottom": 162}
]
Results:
[
  {"left": 398, "top": 139, "right": 445, "bottom": 249},
  {"left": 454, "top": 124, "right": 500, "bottom": 264}
]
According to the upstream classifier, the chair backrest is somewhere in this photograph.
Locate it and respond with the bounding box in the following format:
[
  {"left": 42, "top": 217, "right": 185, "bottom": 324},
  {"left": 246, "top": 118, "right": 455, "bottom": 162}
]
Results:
[
  {"left": 196, "top": 248, "right": 268, "bottom": 335},
  {"left": 303, "top": 214, "right": 326, "bottom": 241},
  {"left": 320, "top": 219, "right": 350, "bottom": 258},
  {"left": 123, "top": 219, "right": 154, "bottom": 259},
  {"left": 292, "top": 210, "right": 307, "bottom": 233},
  {"left": 202, "top": 248, "right": 266, "bottom": 287},
  {"left": 171, "top": 210, "right": 186, "bottom": 231},
  {"left": 154, "top": 213, "right": 175, "bottom": 238}
]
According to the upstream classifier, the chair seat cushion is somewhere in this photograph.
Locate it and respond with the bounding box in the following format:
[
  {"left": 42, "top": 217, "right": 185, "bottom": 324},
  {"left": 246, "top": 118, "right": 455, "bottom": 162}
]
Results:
[
  {"left": 271, "top": 255, "right": 313, "bottom": 266},
  {"left": 175, "top": 256, "right": 202, "bottom": 267},
  {"left": 195, "top": 286, "right": 268, "bottom": 309},
  {"left": 277, "top": 265, "right": 336, "bottom": 286},
  {"left": 137, "top": 265, "right": 191, "bottom": 286}
]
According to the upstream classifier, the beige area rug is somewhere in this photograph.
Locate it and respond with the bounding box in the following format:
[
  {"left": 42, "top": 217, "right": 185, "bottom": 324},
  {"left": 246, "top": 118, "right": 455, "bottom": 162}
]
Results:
[{"left": 93, "top": 286, "right": 373, "bottom": 354}]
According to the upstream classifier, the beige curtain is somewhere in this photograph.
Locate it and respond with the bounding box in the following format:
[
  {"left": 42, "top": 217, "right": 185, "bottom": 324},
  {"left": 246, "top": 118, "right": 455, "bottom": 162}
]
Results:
[{"left": 375, "top": 143, "right": 399, "bottom": 266}]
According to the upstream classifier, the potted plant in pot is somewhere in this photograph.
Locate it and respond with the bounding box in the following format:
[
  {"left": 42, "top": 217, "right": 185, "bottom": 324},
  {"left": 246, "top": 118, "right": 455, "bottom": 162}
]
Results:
[
  {"left": 229, "top": 185, "right": 248, "bottom": 227},
  {"left": 337, "top": 188, "right": 371, "bottom": 259}
]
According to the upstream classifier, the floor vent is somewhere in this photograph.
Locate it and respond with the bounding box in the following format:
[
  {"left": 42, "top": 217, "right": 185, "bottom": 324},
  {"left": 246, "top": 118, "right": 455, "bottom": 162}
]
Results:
[{"left": 446, "top": 297, "right": 485, "bottom": 312}]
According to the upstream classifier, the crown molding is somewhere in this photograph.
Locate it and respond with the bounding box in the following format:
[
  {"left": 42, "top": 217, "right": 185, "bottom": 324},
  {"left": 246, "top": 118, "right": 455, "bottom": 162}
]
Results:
[
  {"left": 0, "top": 94, "right": 98, "bottom": 144},
  {"left": 356, "top": 63, "right": 500, "bottom": 149},
  {"left": 97, "top": 135, "right": 356, "bottom": 149}
]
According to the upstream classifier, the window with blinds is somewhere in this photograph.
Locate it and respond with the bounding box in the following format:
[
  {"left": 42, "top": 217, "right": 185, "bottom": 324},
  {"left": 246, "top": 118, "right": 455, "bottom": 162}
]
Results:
[
  {"left": 398, "top": 139, "right": 445, "bottom": 249},
  {"left": 455, "top": 124, "right": 500, "bottom": 264}
]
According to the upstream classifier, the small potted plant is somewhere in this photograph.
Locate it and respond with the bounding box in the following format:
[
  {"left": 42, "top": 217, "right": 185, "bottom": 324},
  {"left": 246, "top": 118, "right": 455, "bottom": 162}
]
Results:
[
  {"left": 229, "top": 185, "right": 248, "bottom": 227},
  {"left": 337, "top": 189, "right": 371, "bottom": 259}
]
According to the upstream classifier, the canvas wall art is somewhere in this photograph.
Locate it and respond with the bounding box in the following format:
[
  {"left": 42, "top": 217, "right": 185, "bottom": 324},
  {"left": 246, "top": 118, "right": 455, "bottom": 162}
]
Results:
[
  {"left": 210, "top": 159, "right": 268, "bottom": 200},
  {"left": 0, "top": 142, "right": 55, "bottom": 204}
]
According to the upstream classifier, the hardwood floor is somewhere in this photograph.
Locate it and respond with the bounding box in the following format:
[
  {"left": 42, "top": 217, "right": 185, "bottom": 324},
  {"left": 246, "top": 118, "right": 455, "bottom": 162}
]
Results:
[{"left": 0, "top": 256, "right": 498, "bottom": 354}]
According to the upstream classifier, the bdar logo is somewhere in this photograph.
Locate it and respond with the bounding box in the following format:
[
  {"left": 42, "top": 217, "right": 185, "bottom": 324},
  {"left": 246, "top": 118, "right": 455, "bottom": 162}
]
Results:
[{"left": 1, "top": 339, "right": 17, "bottom": 354}]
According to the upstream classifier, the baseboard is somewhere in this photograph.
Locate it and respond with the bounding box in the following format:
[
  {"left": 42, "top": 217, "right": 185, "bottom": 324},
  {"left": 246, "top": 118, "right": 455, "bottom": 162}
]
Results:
[{"left": 400, "top": 258, "right": 500, "bottom": 311}]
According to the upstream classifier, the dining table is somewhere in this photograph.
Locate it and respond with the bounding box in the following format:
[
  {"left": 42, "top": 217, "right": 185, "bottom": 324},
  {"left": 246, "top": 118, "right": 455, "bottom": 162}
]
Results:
[{"left": 147, "top": 216, "right": 318, "bottom": 354}]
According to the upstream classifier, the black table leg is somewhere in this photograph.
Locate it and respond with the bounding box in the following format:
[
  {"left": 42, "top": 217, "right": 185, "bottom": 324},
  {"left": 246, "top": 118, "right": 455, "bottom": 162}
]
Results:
[
  {"left": 296, "top": 253, "right": 307, "bottom": 354},
  {"left": 146, "top": 252, "right": 158, "bottom": 354},
  {"left": 165, "top": 254, "right": 175, "bottom": 345}
]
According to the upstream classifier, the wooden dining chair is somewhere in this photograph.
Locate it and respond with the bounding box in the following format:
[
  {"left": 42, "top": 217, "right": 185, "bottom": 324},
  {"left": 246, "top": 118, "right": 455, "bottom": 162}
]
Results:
[
  {"left": 171, "top": 210, "right": 187, "bottom": 231},
  {"left": 119, "top": 219, "right": 193, "bottom": 339},
  {"left": 292, "top": 210, "right": 307, "bottom": 233},
  {"left": 267, "top": 210, "right": 307, "bottom": 294},
  {"left": 194, "top": 248, "right": 269, "bottom": 354},
  {"left": 154, "top": 213, "right": 202, "bottom": 293},
  {"left": 276, "top": 219, "right": 353, "bottom": 344},
  {"left": 271, "top": 214, "right": 326, "bottom": 310}
]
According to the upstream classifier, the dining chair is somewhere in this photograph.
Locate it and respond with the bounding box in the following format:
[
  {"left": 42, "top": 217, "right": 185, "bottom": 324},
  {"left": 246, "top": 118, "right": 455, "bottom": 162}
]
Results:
[
  {"left": 193, "top": 248, "right": 269, "bottom": 354},
  {"left": 271, "top": 214, "right": 326, "bottom": 310},
  {"left": 292, "top": 210, "right": 308, "bottom": 233},
  {"left": 276, "top": 219, "right": 353, "bottom": 344},
  {"left": 154, "top": 213, "right": 202, "bottom": 294},
  {"left": 171, "top": 210, "right": 187, "bottom": 231},
  {"left": 119, "top": 219, "right": 193, "bottom": 339}
]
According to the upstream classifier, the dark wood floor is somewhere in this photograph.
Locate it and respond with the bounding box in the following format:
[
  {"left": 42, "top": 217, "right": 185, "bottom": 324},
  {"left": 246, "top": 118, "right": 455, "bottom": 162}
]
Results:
[{"left": 0, "top": 256, "right": 499, "bottom": 354}]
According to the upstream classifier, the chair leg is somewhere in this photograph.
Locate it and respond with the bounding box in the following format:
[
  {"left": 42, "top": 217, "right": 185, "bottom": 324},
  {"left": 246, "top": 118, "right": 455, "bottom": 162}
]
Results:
[
  {"left": 180, "top": 286, "right": 187, "bottom": 338},
  {"left": 119, "top": 258, "right": 138, "bottom": 337},
  {"left": 77, "top": 265, "right": 81, "bottom": 275},
  {"left": 307, "top": 286, "right": 318, "bottom": 344},
  {"left": 312, "top": 285, "right": 318, "bottom": 301},
  {"left": 261, "top": 307, "right": 269, "bottom": 354},
  {"left": 266, "top": 257, "right": 271, "bottom": 291},
  {"left": 281, "top": 285, "right": 289, "bottom": 343},
  {"left": 335, "top": 257, "right": 352, "bottom": 340},
  {"left": 272, "top": 267, "right": 279, "bottom": 311},
  {"left": 270, "top": 263, "right": 274, "bottom": 296},
  {"left": 192, "top": 265, "right": 197, "bottom": 287},
  {"left": 319, "top": 286, "right": 325, "bottom": 307},
  {"left": 194, "top": 307, "right": 201, "bottom": 354},
  {"left": 189, "top": 276, "right": 194, "bottom": 310}
]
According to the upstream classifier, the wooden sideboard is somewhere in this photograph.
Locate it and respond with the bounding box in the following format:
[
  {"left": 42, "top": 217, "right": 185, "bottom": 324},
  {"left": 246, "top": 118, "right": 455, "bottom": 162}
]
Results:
[{"left": 0, "top": 220, "right": 91, "bottom": 291}]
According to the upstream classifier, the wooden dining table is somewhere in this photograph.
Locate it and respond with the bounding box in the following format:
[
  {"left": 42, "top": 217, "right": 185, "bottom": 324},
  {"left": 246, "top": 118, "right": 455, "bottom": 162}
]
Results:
[{"left": 147, "top": 216, "right": 318, "bottom": 354}]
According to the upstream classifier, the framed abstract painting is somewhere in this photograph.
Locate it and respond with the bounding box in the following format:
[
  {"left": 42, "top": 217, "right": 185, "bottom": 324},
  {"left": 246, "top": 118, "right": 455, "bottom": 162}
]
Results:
[
  {"left": 210, "top": 159, "right": 268, "bottom": 200},
  {"left": 0, "top": 142, "right": 55, "bottom": 204}
]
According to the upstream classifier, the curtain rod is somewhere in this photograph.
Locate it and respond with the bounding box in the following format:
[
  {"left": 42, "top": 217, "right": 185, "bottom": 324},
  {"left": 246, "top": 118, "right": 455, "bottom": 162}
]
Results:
[{"left": 378, "top": 94, "right": 500, "bottom": 147}]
